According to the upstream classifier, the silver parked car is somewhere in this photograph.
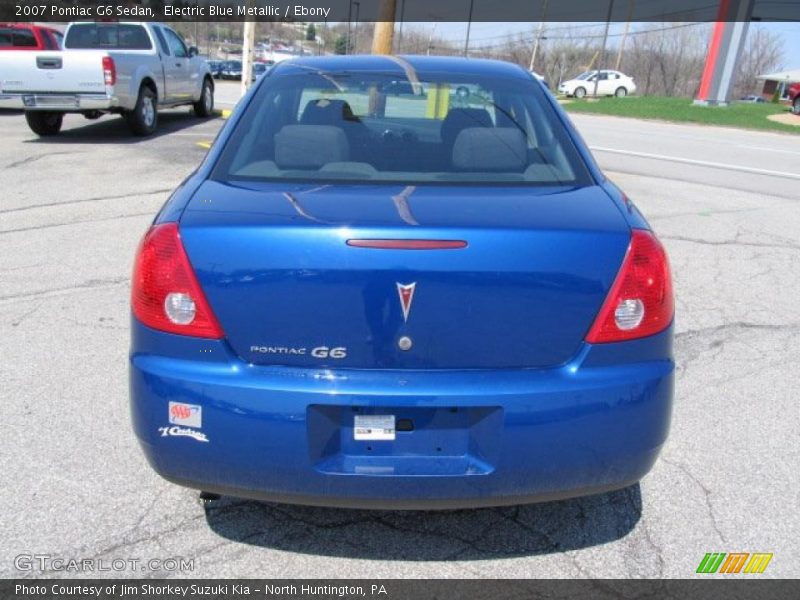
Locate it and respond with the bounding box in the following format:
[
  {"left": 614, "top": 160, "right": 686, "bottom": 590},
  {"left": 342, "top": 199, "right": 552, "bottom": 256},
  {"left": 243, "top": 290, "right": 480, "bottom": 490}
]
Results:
[{"left": 0, "top": 21, "right": 214, "bottom": 136}]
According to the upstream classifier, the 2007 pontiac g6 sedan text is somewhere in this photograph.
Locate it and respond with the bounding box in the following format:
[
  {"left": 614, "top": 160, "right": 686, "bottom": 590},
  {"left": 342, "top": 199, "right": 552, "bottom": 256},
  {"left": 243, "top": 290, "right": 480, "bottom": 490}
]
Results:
[{"left": 130, "top": 55, "right": 674, "bottom": 509}]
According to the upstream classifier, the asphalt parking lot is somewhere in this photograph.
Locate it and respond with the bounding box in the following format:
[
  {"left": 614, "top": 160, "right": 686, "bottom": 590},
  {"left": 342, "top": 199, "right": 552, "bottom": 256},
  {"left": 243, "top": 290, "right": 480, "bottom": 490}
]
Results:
[{"left": 1, "top": 82, "right": 798, "bottom": 578}]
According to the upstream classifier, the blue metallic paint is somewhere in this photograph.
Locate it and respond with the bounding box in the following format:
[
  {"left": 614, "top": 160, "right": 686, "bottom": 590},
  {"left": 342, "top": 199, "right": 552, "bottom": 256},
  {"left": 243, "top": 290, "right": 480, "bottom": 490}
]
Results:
[
  {"left": 178, "top": 181, "right": 631, "bottom": 370},
  {"left": 131, "top": 56, "right": 674, "bottom": 508},
  {"left": 131, "top": 319, "right": 672, "bottom": 508}
]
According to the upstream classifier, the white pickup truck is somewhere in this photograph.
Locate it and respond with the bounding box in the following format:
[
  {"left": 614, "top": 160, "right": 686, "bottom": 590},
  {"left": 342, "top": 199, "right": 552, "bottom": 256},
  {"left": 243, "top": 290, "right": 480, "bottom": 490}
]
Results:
[{"left": 0, "top": 21, "right": 214, "bottom": 136}]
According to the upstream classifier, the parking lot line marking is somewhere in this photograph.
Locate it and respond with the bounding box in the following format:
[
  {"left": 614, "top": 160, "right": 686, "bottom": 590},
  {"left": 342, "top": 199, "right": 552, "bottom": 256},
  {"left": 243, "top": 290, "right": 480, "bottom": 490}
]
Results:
[
  {"left": 590, "top": 146, "right": 800, "bottom": 181},
  {"left": 0, "top": 278, "right": 129, "bottom": 305},
  {"left": 0, "top": 188, "right": 172, "bottom": 214},
  {"left": 222, "top": 109, "right": 232, "bottom": 118},
  {"left": 196, "top": 141, "right": 212, "bottom": 149},
  {"left": 736, "top": 144, "right": 800, "bottom": 156}
]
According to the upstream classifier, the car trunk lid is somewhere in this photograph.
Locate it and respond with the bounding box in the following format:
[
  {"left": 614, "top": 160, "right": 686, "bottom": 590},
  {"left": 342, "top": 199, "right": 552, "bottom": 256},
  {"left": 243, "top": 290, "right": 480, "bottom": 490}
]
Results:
[{"left": 178, "top": 180, "right": 630, "bottom": 369}]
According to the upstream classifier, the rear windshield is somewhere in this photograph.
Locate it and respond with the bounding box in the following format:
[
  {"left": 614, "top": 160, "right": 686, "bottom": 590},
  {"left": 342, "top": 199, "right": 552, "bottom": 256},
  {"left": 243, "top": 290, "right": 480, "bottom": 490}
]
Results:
[
  {"left": 65, "top": 24, "right": 152, "bottom": 50},
  {"left": 0, "top": 27, "right": 37, "bottom": 48},
  {"left": 212, "top": 66, "right": 592, "bottom": 186}
]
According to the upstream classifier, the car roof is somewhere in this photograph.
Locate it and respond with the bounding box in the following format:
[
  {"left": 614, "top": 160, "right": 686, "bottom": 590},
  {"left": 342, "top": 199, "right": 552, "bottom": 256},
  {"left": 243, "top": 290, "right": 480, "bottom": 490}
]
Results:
[{"left": 274, "top": 54, "right": 532, "bottom": 80}]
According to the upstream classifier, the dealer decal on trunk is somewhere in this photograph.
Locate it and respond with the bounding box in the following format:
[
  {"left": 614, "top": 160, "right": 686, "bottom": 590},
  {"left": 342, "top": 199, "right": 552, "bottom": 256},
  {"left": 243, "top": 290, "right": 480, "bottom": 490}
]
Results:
[
  {"left": 158, "top": 426, "right": 209, "bottom": 443},
  {"left": 160, "top": 402, "right": 209, "bottom": 442}
]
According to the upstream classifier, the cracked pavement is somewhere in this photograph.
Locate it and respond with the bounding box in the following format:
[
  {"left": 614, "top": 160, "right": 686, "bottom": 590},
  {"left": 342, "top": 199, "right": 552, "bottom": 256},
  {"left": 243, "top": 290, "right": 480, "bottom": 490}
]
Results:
[{"left": 0, "top": 102, "right": 798, "bottom": 578}]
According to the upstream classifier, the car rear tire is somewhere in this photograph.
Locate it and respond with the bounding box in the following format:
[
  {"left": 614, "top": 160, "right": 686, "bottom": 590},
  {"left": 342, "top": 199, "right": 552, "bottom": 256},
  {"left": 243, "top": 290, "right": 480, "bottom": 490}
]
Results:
[
  {"left": 193, "top": 78, "right": 214, "bottom": 117},
  {"left": 615, "top": 87, "right": 628, "bottom": 98},
  {"left": 25, "top": 111, "right": 63, "bottom": 136},
  {"left": 574, "top": 87, "right": 587, "bottom": 99},
  {"left": 792, "top": 97, "right": 800, "bottom": 116},
  {"left": 126, "top": 85, "right": 158, "bottom": 136}
]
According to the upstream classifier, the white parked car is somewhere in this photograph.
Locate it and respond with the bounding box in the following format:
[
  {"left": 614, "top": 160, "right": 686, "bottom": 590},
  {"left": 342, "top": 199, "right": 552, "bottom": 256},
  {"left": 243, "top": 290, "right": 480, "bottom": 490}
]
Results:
[{"left": 558, "top": 70, "right": 636, "bottom": 98}]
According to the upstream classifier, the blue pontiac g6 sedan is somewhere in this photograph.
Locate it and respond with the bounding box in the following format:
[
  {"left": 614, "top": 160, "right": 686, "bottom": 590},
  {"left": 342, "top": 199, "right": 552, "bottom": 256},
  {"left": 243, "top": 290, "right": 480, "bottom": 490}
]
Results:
[{"left": 130, "top": 55, "right": 674, "bottom": 509}]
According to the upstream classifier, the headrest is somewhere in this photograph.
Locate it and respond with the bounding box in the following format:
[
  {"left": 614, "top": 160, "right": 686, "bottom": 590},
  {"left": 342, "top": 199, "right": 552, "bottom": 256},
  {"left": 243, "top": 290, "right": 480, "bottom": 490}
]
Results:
[
  {"left": 300, "top": 99, "right": 359, "bottom": 124},
  {"left": 274, "top": 125, "right": 349, "bottom": 169},
  {"left": 452, "top": 128, "right": 527, "bottom": 172},
  {"left": 440, "top": 108, "right": 493, "bottom": 147}
]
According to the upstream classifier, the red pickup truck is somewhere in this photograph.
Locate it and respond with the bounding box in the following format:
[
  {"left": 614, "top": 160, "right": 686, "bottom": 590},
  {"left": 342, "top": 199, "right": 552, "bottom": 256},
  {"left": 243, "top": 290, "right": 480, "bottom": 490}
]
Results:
[
  {"left": 0, "top": 23, "right": 63, "bottom": 51},
  {"left": 790, "top": 82, "right": 800, "bottom": 116}
]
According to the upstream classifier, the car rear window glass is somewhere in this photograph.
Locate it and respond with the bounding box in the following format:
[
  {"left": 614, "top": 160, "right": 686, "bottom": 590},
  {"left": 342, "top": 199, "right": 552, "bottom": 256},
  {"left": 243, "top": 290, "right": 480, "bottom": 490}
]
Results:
[
  {"left": 213, "top": 66, "right": 592, "bottom": 186},
  {"left": 65, "top": 24, "right": 152, "bottom": 50},
  {"left": 0, "top": 28, "right": 37, "bottom": 48}
]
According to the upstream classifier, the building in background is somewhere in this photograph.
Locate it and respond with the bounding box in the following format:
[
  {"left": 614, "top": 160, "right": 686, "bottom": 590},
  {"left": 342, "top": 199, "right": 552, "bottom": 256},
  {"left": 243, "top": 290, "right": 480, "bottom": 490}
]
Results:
[{"left": 757, "top": 69, "right": 800, "bottom": 101}]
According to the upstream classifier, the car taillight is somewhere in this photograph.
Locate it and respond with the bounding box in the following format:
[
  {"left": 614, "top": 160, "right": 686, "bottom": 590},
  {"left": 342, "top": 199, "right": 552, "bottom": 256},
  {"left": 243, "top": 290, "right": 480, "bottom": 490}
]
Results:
[
  {"left": 131, "top": 223, "right": 223, "bottom": 339},
  {"left": 585, "top": 229, "right": 673, "bottom": 344},
  {"left": 102, "top": 56, "right": 116, "bottom": 86}
]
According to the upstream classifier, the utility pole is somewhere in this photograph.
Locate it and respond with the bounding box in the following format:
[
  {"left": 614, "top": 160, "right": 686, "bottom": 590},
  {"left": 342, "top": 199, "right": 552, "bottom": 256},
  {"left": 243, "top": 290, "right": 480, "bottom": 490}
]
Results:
[
  {"left": 464, "top": 0, "right": 474, "bottom": 57},
  {"left": 615, "top": 0, "right": 636, "bottom": 70},
  {"left": 529, "top": 0, "right": 549, "bottom": 72},
  {"left": 593, "top": 0, "right": 615, "bottom": 98},
  {"left": 397, "top": 0, "right": 406, "bottom": 53},
  {"left": 371, "top": 0, "right": 397, "bottom": 55},
  {"left": 241, "top": 18, "right": 255, "bottom": 97},
  {"left": 426, "top": 24, "right": 437, "bottom": 56},
  {"left": 353, "top": 2, "right": 360, "bottom": 53},
  {"left": 347, "top": 0, "right": 353, "bottom": 54}
]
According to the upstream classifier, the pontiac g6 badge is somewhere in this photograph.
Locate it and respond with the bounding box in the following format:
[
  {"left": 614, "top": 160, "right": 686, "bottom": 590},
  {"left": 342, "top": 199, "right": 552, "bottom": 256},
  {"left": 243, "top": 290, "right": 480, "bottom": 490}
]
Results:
[{"left": 396, "top": 282, "right": 416, "bottom": 323}]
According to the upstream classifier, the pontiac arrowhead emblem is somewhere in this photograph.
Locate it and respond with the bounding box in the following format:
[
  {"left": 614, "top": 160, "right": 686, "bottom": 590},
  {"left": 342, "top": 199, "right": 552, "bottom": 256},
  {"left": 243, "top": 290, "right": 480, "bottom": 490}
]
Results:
[{"left": 396, "top": 282, "right": 416, "bottom": 323}]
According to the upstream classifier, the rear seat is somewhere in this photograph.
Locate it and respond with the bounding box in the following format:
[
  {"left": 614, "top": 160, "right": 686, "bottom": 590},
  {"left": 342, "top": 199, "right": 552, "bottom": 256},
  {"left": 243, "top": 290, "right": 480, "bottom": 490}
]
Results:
[{"left": 274, "top": 125, "right": 350, "bottom": 169}]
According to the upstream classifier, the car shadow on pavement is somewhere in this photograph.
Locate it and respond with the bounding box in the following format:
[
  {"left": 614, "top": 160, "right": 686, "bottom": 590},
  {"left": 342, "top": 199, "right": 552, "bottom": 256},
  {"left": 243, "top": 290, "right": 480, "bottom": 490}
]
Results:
[
  {"left": 21, "top": 110, "right": 221, "bottom": 145},
  {"left": 202, "top": 484, "right": 641, "bottom": 560}
]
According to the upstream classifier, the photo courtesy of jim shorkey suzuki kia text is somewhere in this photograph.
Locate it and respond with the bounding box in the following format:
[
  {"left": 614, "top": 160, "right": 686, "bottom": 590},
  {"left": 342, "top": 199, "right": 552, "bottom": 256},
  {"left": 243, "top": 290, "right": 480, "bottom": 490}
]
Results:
[{"left": 14, "top": 583, "right": 386, "bottom": 596}]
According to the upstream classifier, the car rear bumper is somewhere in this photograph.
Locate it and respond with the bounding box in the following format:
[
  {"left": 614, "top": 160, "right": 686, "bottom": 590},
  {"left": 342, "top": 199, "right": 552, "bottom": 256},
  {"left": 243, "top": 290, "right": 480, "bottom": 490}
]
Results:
[
  {"left": 0, "top": 92, "right": 116, "bottom": 111},
  {"left": 130, "top": 320, "right": 674, "bottom": 509}
]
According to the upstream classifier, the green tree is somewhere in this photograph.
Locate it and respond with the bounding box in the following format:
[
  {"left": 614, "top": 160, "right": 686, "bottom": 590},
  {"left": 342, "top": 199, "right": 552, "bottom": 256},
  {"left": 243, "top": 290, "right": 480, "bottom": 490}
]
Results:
[
  {"left": 334, "top": 34, "right": 349, "bottom": 55},
  {"left": 306, "top": 24, "right": 317, "bottom": 42}
]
